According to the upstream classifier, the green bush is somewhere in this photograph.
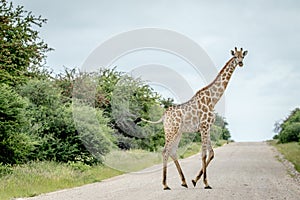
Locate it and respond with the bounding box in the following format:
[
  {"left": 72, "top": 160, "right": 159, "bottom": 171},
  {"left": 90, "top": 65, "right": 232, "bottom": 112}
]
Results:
[
  {"left": 18, "top": 80, "right": 77, "bottom": 162},
  {"left": 278, "top": 122, "right": 300, "bottom": 143},
  {"left": 275, "top": 108, "right": 300, "bottom": 143},
  {"left": 0, "top": 83, "right": 35, "bottom": 164},
  {"left": 73, "top": 103, "right": 115, "bottom": 162},
  {"left": 18, "top": 79, "right": 113, "bottom": 164},
  {"left": 78, "top": 68, "right": 163, "bottom": 151}
]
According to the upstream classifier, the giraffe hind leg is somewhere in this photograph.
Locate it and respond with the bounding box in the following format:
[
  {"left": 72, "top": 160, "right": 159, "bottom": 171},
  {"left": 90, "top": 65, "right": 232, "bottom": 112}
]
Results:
[
  {"left": 169, "top": 132, "right": 188, "bottom": 189},
  {"left": 162, "top": 146, "right": 171, "bottom": 190},
  {"left": 171, "top": 154, "right": 188, "bottom": 188}
]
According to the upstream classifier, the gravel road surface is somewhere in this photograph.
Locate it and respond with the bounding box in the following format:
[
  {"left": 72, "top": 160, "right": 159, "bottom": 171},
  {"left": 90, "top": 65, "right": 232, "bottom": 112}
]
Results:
[{"left": 19, "top": 142, "right": 300, "bottom": 200}]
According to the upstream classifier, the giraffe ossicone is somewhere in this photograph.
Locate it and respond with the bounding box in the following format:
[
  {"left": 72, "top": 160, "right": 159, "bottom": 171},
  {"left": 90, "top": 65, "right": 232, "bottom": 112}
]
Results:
[{"left": 139, "top": 47, "right": 248, "bottom": 190}]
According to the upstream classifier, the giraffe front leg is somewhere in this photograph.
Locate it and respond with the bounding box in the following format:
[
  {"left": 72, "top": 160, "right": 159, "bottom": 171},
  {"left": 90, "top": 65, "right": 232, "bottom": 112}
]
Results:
[
  {"left": 192, "top": 148, "right": 214, "bottom": 187},
  {"left": 192, "top": 143, "right": 208, "bottom": 188},
  {"left": 202, "top": 151, "right": 212, "bottom": 189},
  {"left": 192, "top": 142, "right": 214, "bottom": 188},
  {"left": 192, "top": 128, "right": 214, "bottom": 188},
  {"left": 201, "top": 144, "right": 212, "bottom": 189},
  {"left": 192, "top": 167, "right": 203, "bottom": 187},
  {"left": 193, "top": 112, "right": 215, "bottom": 189}
]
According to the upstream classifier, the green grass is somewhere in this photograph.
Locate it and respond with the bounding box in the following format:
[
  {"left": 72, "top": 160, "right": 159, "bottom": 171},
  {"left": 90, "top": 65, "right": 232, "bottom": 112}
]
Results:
[
  {"left": 0, "top": 161, "right": 123, "bottom": 200},
  {"left": 179, "top": 142, "right": 201, "bottom": 159},
  {"left": 269, "top": 140, "right": 300, "bottom": 172},
  {"left": 104, "top": 149, "right": 162, "bottom": 172}
]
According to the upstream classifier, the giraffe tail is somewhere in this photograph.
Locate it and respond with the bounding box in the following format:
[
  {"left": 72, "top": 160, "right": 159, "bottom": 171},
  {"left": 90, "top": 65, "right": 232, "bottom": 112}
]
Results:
[{"left": 134, "top": 116, "right": 164, "bottom": 124}]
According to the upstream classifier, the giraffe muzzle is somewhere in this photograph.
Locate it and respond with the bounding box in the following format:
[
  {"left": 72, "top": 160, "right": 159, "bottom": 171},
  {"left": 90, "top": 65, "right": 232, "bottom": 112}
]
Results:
[{"left": 238, "top": 62, "right": 243, "bottom": 67}]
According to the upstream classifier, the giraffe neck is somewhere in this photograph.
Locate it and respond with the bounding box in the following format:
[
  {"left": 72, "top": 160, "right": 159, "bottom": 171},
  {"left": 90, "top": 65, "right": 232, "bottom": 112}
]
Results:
[{"left": 204, "top": 57, "right": 238, "bottom": 107}]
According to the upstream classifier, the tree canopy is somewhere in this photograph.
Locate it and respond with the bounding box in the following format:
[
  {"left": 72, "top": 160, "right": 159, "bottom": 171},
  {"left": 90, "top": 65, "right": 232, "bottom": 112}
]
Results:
[
  {"left": 0, "top": 0, "right": 51, "bottom": 86},
  {"left": 274, "top": 108, "right": 300, "bottom": 143}
]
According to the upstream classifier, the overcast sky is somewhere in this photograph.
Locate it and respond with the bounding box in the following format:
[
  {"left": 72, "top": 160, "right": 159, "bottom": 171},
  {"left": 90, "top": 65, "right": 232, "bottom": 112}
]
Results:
[{"left": 12, "top": 0, "right": 300, "bottom": 141}]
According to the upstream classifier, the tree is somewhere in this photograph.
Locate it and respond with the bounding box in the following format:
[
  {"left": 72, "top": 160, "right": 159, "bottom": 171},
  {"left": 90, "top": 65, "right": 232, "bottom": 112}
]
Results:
[
  {"left": 274, "top": 108, "right": 300, "bottom": 143},
  {"left": 0, "top": 0, "right": 51, "bottom": 86}
]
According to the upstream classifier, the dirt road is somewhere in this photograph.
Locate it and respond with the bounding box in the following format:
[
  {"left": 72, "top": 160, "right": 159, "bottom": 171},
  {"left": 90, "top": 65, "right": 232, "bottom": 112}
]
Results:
[{"left": 20, "top": 142, "right": 300, "bottom": 200}]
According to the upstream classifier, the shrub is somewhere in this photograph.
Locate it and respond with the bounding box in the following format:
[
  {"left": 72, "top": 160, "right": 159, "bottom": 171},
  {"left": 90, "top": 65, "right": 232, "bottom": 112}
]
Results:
[
  {"left": 278, "top": 122, "right": 300, "bottom": 143},
  {"left": 0, "top": 83, "right": 35, "bottom": 164},
  {"left": 73, "top": 103, "right": 115, "bottom": 162},
  {"left": 18, "top": 79, "right": 113, "bottom": 164},
  {"left": 275, "top": 108, "right": 300, "bottom": 143}
]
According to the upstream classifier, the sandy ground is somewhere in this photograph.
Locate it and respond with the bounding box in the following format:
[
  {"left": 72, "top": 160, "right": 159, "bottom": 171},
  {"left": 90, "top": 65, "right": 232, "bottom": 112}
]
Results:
[{"left": 18, "top": 142, "right": 300, "bottom": 200}]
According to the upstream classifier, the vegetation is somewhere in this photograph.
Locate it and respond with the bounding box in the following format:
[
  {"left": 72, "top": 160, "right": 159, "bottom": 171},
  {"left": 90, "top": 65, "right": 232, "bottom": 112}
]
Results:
[
  {"left": 271, "top": 108, "right": 300, "bottom": 174},
  {"left": 269, "top": 141, "right": 300, "bottom": 173},
  {"left": 0, "top": 0, "right": 51, "bottom": 86},
  {"left": 0, "top": 162, "right": 123, "bottom": 200},
  {"left": 0, "top": 0, "right": 232, "bottom": 199},
  {"left": 0, "top": 83, "right": 33, "bottom": 164},
  {"left": 273, "top": 108, "right": 300, "bottom": 143}
]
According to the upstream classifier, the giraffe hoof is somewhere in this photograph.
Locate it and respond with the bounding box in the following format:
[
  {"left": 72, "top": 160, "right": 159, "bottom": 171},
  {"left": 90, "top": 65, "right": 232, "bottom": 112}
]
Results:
[
  {"left": 181, "top": 183, "right": 188, "bottom": 188},
  {"left": 192, "top": 180, "right": 197, "bottom": 187},
  {"left": 204, "top": 185, "right": 212, "bottom": 189},
  {"left": 163, "top": 186, "right": 171, "bottom": 190}
]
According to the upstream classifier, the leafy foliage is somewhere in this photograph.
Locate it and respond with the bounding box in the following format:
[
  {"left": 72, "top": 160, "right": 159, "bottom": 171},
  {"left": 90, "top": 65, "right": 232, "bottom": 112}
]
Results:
[
  {"left": 274, "top": 108, "right": 300, "bottom": 143},
  {"left": 0, "top": 0, "right": 51, "bottom": 86},
  {"left": 18, "top": 79, "right": 114, "bottom": 164},
  {"left": 0, "top": 83, "right": 34, "bottom": 164},
  {"left": 73, "top": 103, "right": 115, "bottom": 162},
  {"left": 71, "top": 68, "right": 164, "bottom": 150}
]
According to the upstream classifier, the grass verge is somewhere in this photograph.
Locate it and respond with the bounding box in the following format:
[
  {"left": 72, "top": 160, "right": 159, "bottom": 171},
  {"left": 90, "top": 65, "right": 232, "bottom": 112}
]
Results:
[
  {"left": 269, "top": 140, "right": 300, "bottom": 172},
  {"left": 0, "top": 161, "right": 123, "bottom": 200}
]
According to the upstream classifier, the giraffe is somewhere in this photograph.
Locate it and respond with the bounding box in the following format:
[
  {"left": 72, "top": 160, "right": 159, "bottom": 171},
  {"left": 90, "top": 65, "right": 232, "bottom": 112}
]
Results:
[{"left": 139, "top": 47, "right": 248, "bottom": 190}]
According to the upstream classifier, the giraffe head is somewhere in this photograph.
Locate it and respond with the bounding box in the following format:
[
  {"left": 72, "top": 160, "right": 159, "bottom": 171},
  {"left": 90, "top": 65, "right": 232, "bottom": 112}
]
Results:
[{"left": 231, "top": 47, "right": 248, "bottom": 67}]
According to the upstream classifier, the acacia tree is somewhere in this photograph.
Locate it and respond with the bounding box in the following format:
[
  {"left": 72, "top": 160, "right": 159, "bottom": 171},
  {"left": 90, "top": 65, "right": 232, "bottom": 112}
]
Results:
[{"left": 0, "top": 0, "right": 51, "bottom": 86}]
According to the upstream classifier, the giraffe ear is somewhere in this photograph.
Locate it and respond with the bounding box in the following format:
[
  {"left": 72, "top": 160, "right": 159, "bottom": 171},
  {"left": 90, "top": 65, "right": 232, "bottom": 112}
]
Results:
[
  {"left": 231, "top": 50, "right": 235, "bottom": 56},
  {"left": 243, "top": 50, "right": 248, "bottom": 57}
]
